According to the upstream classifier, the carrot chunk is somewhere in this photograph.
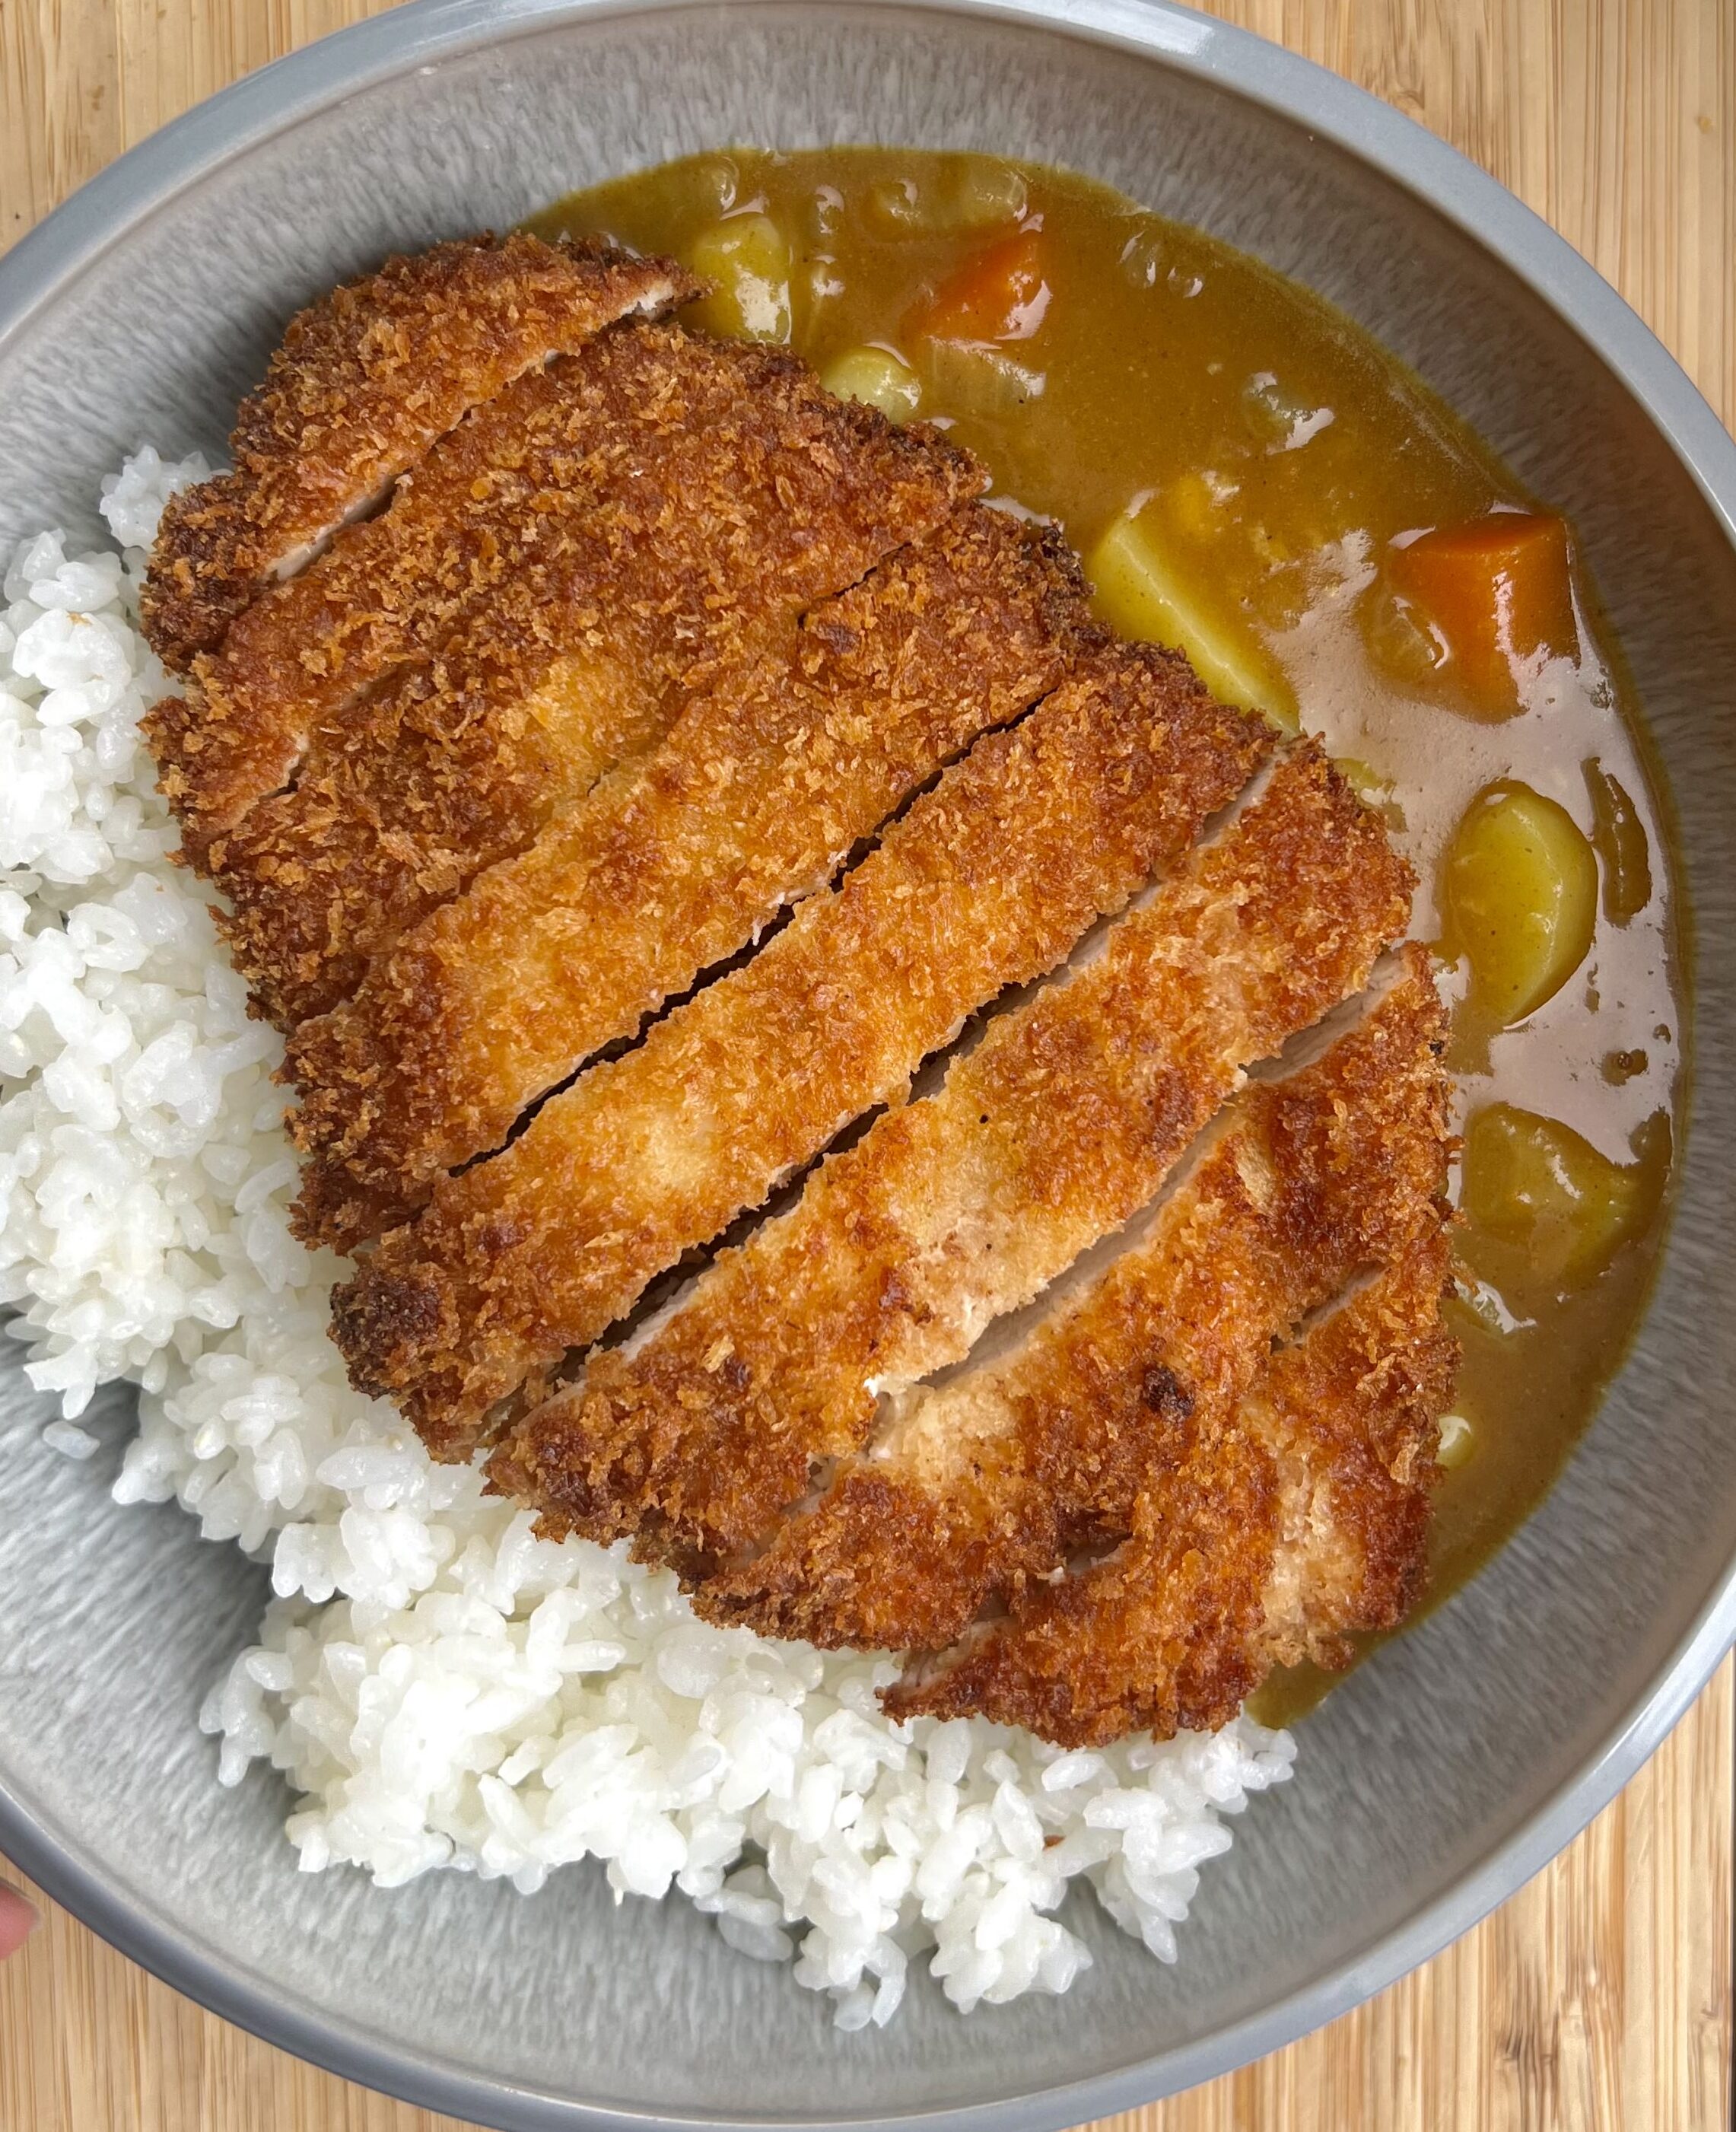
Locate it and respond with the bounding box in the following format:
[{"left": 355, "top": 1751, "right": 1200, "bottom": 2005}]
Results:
[
  {"left": 908, "top": 226, "right": 1051, "bottom": 345},
  {"left": 1385, "top": 511, "right": 1579, "bottom": 721}
]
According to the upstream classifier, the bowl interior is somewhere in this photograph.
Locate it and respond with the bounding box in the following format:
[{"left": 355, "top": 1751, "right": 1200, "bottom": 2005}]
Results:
[{"left": 3, "top": 5, "right": 1735, "bottom": 2126}]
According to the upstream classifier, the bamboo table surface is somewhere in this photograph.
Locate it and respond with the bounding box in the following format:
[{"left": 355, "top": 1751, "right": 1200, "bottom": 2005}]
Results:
[{"left": 2, "top": 2, "right": 1734, "bottom": 2127}]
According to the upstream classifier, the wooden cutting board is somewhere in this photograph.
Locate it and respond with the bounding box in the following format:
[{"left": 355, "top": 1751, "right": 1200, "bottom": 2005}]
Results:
[{"left": 1, "top": 3, "right": 1732, "bottom": 2127}]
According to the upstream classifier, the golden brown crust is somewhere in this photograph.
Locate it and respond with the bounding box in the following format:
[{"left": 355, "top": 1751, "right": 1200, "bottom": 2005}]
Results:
[
  {"left": 1240, "top": 1239, "right": 1456, "bottom": 1674},
  {"left": 709, "top": 1139, "right": 1451, "bottom": 1672},
  {"left": 879, "top": 989, "right": 1458, "bottom": 1739},
  {"left": 141, "top": 234, "right": 696, "bottom": 673},
  {"left": 484, "top": 748, "right": 1415, "bottom": 1574},
  {"left": 882, "top": 1246, "right": 1455, "bottom": 1746},
  {"left": 148, "top": 322, "right": 784, "bottom": 863},
  {"left": 135, "top": 237, "right": 1461, "bottom": 1743},
  {"left": 332, "top": 644, "right": 1272, "bottom": 1456},
  {"left": 876, "top": 958, "right": 1454, "bottom": 1746},
  {"left": 151, "top": 318, "right": 978, "bottom": 883},
  {"left": 285, "top": 507, "right": 1089, "bottom": 1239},
  {"left": 827, "top": 950, "right": 1458, "bottom": 1679}
]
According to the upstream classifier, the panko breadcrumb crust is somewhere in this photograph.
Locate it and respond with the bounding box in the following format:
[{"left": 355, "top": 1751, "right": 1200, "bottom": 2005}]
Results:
[
  {"left": 487, "top": 750, "right": 1416, "bottom": 1591},
  {"left": 141, "top": 233, "right": 694, "bottom": 675},
  {"left": 332, "top": 643, "right": 1272, "bottom": 1455},
  {"left": 149, "top": 316, "right": 974, "bottom": 905},
  {"left": 135, "top": 241, "right": 1457, "bottom": 1747},
  {"left": 755, "top": 959, "right": 1449, "bottom": 1662},
  {"left": 879, "top": 955, "right": 1453, "bottom": 1745},
  {"left": 287, "top": 504, "right": 1086, "bottom": 1245},
  {"left": 205, "top": 335, "right": 977, "bottom": 1027}
]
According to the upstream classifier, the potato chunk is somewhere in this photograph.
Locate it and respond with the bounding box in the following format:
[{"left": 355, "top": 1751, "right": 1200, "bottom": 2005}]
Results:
[
  {"left": 949, "top": 161, "right": 1031, "bottom": 230},
  {"left": 1086, "top": 505, "right": 1298, "bottom": 730},
  {"left": 820, "top": 345, "right": 922, "bottom": 422},
  {"left": 687, "top": 215, "right": 792, "bottom": 342},
  {"left": 1461, "top": 1103, "right": 1664, "bottom": 1293},
  {"left": 1442, "top": 781, "right": 1596, "bottom": 1026}
]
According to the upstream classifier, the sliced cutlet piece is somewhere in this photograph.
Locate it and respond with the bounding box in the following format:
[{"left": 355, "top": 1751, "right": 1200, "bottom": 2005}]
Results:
[
  {"left": 289, "top": 508, "right": 1089, "bottom": 1250},
  {"left": 148, "top": 319, "right": 756, "bottom": 867},
  {"left": 693, "top": 950, "right": 1450, "bottom": 1660},
  {"left": 879, "top": 972, "right": 1453, "bottom": 1748},
  {"left": 332, "top": 644, "right": 1273, "bottom": 1456},
  {"left": 1235, "top": 1242, "right": 1453, "bottom": 1677},
  {"left": 883, "top": 1246, "right": 1455, "bottom": 1747},
  {"left": 148, "top": 323, "right": 978, "bottom": 874},
  {"left": 486, "top": 749, "right": 1417, "bottom": 1574},
  {"left": 141, "top": 234, "right": 695, "bottom": 673}
]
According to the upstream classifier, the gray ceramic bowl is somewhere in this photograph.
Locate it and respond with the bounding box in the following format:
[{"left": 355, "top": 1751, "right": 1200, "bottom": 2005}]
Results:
[{"left": 3, "top": 2, "right": 1734, "bottom": 2127}]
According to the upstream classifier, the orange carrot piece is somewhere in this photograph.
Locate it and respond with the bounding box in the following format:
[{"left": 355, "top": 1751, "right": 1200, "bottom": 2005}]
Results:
[
  {"left": 1385, "top": 511, "right": 1579, "bottom": 722},
  {"left": 908, "top": 226, "right": 1051, "bottom": 345}
]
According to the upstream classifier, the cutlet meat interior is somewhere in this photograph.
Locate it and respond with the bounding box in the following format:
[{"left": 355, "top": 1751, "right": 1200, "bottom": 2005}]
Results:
[{"left": 139, "top": 234, "right": 1458, "bottom": 1746}]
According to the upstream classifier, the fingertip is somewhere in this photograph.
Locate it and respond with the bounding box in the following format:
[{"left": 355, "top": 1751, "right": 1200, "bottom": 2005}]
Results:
[{"left": 0, "top": 1885, "right": 40, "bottom": 1959}]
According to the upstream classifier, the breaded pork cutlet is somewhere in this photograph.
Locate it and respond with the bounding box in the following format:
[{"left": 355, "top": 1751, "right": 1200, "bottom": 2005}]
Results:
[
  {"left": 142, "top": 234, "right": 692, "bottom": 673},
  {"left": 879, "top": 966, "right": 1452, "bottom": 1749},
  {"left": 1229, "top": 1244, "right": 1452, "bottom": 1675},
  {"left": 331, "top": 644, "right": 1272, "bottom": 1456},
  {"left": 486, "top": 749, "right": 1417, "bottom": 1577},
  {"left": 148, "top": 320, "right": 781, "bottom": 865},
  {"left": 289, "top": 507, "right": 1089, "bottom": 1249},
  {"left": 688, "top": 953, "right": 1450, "bottom": 1669},
  {"left": 885, "top": 1237, "right": 1454, "bottom": 1746},
  {"left": 151, "top": 321, "right": 975, "bottom": 896}
]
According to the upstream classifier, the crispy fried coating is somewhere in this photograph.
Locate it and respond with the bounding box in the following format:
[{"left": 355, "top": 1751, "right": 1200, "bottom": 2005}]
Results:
[
  {"left": 148, "top": 318, "right": 744, "bottom": 866},
  {"left": 148, "top": 320, "right": 976, "bottom": 875},
  {"left": 288, "top": 507, "right": 1089, "bottom": 1247},
  {"left": 485, "top": 749, "right": 1416, "bottom": 1574},
  {"left": 879, "top": 972, "right": 1453, "bottom": 1747},
  {"left": 695, "top": 952, "right": 1448, "bottom": 1662},
  {"left": 332, "top": 644, "right": 1271, "bottom": 1456},
  {"left": 884, "top": 1245, "right": 1455, "bottom": 1746},
  {"left": 141, "top": 234, "right": 694, "bottom": 673},
  {"left": 1239, "top": 1243, "right": 1453, "bottom": 1673}
]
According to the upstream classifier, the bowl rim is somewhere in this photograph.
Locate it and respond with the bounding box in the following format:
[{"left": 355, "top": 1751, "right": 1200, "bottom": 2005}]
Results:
[{"left": 2, "top": 1, "right": 1734, "bottom": 2126}]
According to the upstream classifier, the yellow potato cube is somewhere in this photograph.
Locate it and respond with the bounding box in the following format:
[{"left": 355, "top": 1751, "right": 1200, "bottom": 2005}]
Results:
[
  {"left": 866, "top": 177, "right": 925, "bottom": 233},
  {"left": 1441, "top": 781, "right": 1596, "bottom": 1026},
  {"left": 1085, "top": 507, "right": 1299, "bottom": 731},
  {"left": 686, "top": 215, "right": 793, "bottom": 343},
  {"left": 819, "top": 345, "right": 922, "bottom": 422},
  {"left": 1460, "top": 1103, "right": 1660, "bottom": 1291}
]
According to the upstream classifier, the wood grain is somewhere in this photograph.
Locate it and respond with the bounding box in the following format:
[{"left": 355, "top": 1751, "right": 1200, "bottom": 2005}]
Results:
[
  {"left": 2, "top": 1667, "right": 1727, "bottom": 2132},
  {"left": 1, "top": 2, "right": 1732, "bottom": 2129}
]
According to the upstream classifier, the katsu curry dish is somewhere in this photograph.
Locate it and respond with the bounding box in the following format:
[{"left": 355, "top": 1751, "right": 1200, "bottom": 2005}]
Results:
[{"left": 135, "top": 151, "right": 1678, "bottom": 1754}]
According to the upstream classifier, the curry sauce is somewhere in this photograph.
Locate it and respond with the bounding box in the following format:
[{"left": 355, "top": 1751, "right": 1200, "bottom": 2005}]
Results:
[{"left": 532, "top": 149, "right": 1683, "bottom": 1714}]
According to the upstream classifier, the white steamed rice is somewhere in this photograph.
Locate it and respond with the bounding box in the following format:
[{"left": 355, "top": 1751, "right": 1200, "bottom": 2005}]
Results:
[{"left": 0, "top": 452, "right": 1295, "bottom": 2027}]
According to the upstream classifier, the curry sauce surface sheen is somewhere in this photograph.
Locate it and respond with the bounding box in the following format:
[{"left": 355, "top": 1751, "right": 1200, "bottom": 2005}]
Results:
[{"left": 533, "top": 148, "right": 1684, "bottom": 1712}]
